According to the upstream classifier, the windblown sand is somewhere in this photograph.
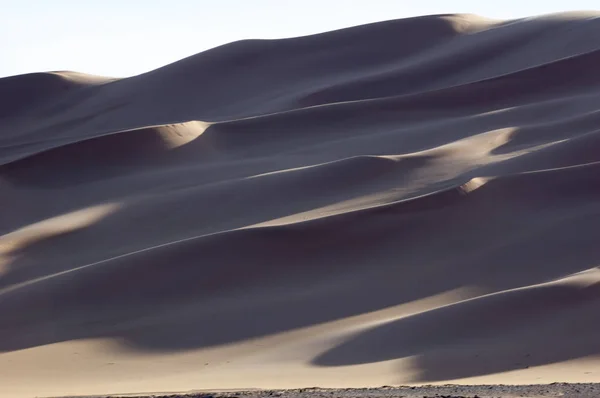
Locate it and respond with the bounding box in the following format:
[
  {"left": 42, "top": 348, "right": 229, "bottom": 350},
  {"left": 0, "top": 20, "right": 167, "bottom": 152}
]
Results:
[{"left": 2, "top": 11, "right": 600, "bottom": 398}]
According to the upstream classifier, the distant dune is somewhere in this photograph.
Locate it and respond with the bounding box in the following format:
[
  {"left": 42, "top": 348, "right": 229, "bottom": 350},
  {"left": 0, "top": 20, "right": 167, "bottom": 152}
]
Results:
[{"left": 2, "top": 11, "right": 600, "bottom": 398}]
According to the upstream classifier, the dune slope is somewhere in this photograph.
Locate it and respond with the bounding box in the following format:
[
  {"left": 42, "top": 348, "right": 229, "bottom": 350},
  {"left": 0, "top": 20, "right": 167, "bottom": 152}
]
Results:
[{"left": 2, "top": 11, "right": 600, "bottom": 398}]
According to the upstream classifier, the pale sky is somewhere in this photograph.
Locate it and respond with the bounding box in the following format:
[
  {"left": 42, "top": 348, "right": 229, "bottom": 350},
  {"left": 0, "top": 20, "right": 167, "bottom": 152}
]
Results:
[{"left": 1, "top": 0, "right": 598, "bottom": 78}]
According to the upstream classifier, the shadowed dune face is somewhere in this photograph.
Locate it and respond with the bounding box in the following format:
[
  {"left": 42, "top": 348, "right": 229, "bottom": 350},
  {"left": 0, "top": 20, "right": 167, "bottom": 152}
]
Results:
[
  {"left": 0, "top": 71, "right": 115, "bottom": 120},
  {"left": 3, "top": 11, "right": 600, "bottom": 398},
  {"left": 1, "top": 121, "right": 208, "bottom": 187},
  {"left": 312, "top": 269, "right": 600, "bottom": 378}
]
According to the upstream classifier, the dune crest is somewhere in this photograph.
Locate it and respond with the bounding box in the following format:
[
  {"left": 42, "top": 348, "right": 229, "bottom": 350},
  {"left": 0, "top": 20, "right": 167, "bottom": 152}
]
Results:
[{"left": 2, "top": 11, "right": 600, "bottom": 398}]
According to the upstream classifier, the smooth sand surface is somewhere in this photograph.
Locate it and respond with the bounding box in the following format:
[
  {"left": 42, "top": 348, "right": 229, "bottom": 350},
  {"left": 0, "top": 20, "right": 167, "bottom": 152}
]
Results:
[{"left": 2, "top": 11, "right": 600, "bottom": 398}]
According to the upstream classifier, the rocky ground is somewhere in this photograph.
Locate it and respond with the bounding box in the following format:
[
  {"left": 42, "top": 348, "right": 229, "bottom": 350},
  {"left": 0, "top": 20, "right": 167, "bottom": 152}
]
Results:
[{"left": 62, "top": 383, "right": 600, "bottom": 398}]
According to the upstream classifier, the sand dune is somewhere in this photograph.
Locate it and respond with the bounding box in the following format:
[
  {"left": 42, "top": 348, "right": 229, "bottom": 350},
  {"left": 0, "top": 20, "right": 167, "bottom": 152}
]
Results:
[{"left": 2, "top": 11, "right": 600, "bottom": 398}]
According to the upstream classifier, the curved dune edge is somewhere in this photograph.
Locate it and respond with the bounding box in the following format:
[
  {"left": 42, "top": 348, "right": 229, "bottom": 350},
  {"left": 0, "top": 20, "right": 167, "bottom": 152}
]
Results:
[{"left": 3, "top": 11, "right": 600, "bottom": 398}]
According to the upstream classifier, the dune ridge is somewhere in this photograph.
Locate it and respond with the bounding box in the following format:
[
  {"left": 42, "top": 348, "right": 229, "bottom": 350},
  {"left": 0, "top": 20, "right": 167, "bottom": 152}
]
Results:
[{"left": 2, "top": 11, "right": 600, "bottom": 398}]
